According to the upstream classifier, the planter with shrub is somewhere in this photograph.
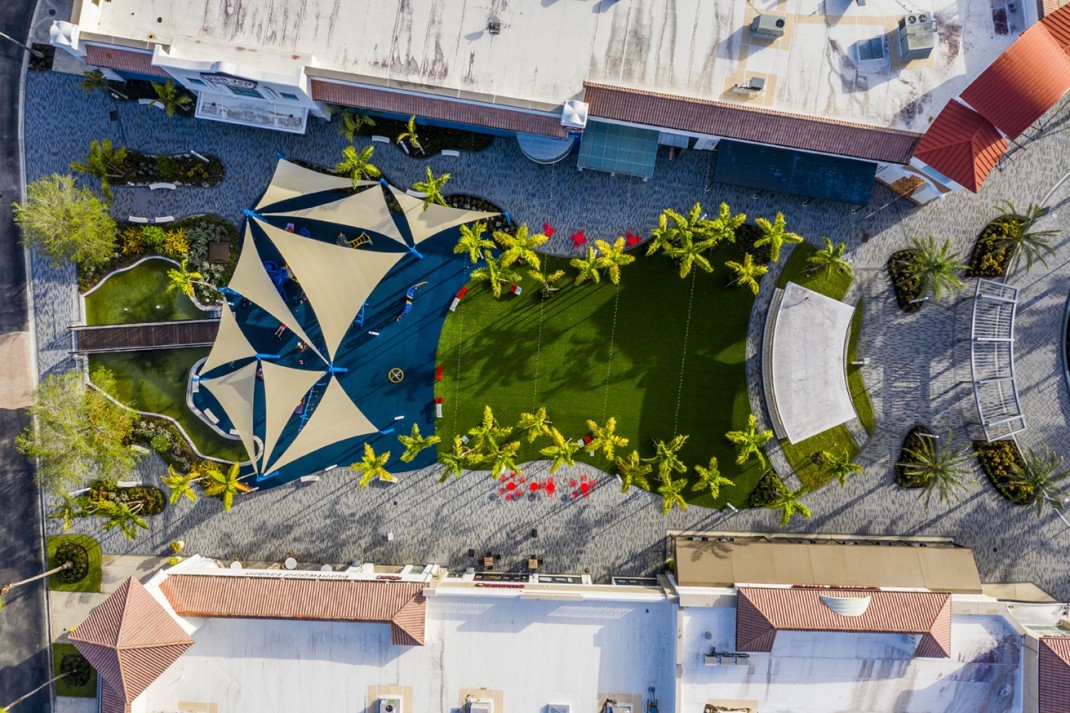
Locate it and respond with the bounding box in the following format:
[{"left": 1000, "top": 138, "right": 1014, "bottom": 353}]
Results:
[
  {"left": 973, "top": 439, "right": 1033, "bottom": 505},
  {"left": 886, "top": 250, "right": 924, "bottom": 313},
  {"left": 748, "top": 470, "right": 789, "bottom": 508},
  {"left": 895, "top": 426, "right": 932, "bottom": 488},
  {"left": 966, "top": 217, "right": 1018, "bottom": 278}
]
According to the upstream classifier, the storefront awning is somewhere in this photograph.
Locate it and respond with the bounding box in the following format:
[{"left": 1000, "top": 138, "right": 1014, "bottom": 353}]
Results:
[{"left": 576, "top": 120, "right": 660, "bottom": 179}]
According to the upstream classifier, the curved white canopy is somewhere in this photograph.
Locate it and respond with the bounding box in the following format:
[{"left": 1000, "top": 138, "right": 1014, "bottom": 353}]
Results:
[
  {"left": 387, "top": 186, "right": 499, "bottom": 244},
  {"left": 255, "top": 159, "right": 354, "bottom": 210},
  {"left": 200, "top": 361, "right": 260, "bottom": 470}
]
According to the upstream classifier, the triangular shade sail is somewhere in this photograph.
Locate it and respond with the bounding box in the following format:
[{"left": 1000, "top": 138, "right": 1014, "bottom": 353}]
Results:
[
  {"left": 266, "top": 185, "right": 408, "bottom": 246},
  {"left": 200, "top": 304, "right": 256, "bottom": 375},
  {"left": 200, "top": 361, "right": 260, "bottom": 469},
  {"left": 255, "top": 158, "right": 354, "bottom": 210},
  {"left": 388, "top": 186, "right": 499, "bottom": 244},
  {"left": 265, "top": 377, "right": 377, "bottom": 474},
  {"left": 260, "top": 362, "right": 326, "bottom": 468},
  {"left": 255, "top": 218, "right": 406, "bottom": 359},
  {"left": 230, "top": 225, "right": 323, "bottom": 361}
]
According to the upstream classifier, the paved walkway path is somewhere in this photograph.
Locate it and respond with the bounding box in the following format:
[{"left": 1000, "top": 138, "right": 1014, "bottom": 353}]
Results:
[{"left": 24, "top": 71, "right": 1070, "bottom": 600}]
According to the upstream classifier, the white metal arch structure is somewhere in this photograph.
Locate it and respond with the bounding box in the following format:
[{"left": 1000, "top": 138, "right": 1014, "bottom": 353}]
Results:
[{"left": 971, "top": 279, "right": 1026, "bottom": 441}]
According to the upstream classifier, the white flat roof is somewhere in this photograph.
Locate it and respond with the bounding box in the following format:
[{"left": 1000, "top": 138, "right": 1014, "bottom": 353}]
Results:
[
  {"left": 679, "top": 608, "right": 1023, "bottom": 713},
  {"left": 75, "top": 0, "right": 1018, "bottom": 132},
  {"left": 134, "top": 592, "right": 677, "bottom": 713}
]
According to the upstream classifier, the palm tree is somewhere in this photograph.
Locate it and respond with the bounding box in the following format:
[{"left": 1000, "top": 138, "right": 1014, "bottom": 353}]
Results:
[
  {"left": 586, "top": 417, "right": 629, "bottom": 461},
  {"left": 650, "top": 203, "right": 714, "bottom": 255},
  {"left": 0, "top": 560, "right": 74, "bottom": 603},
  {"left": 615, "top": 450, "right": 653, "bottom": 493},
  {"left": 161, "top": 465, "right": 198, "bottom": 504},
  {"left": 397, "top": 423, "right": 441, "bottom": 463},
  {"left": 900, "top": 236, "right": 967, "bottom": 301},
  {"left": 335, "top": 144, "right": 381, "bottom": 186},
  {"left": 95, "top": 499, "right": 149, "bottom": 540},
  {"left": 70, "top": 138, "right": 127, "bottom": 200},
  {"left": 725, "top": 414, "right": 772, "bottom": 467},
  {"left": 540, "top": 428, "right": 581, "bottom": 473},
  {"left": 470, "top": 250, "right": 521, "bottom": 298},
  {"left": 202, "top": 462, "right": 252, "bottom": 512},
  {"left": 657, "top": 475, "right": 689, "bottom": 515},
  {"left": 765, "top": 486, "right": 813, "bottom": 527},
  {"left": 79, "top": 69, "right": 108, "bottom": 94},
  {"left": 594, "top": 237, "right": 636, "bottom": 285},
  {"left": 724, "top": 252, "right": 768, "bottom": 295},
  {"left": 692, "top": 457, "right": 733, "bottom": 499},
  {"left": 438, "top": 436, "right": 483, "bottom": 482},
  {"left": 336, "top": 107, "right": 375, "bottom": 142},
  {"left": 152, "top": 79, "right": 193, "bottom": 118},
  {"left": 413, "top": 167, "right": 450, "bottom": 209},
  {"left": 754, "top": 212, "right": 803, "bottom": 262},
  {"left": 494, "top": 224, "right": 548, "bottom": 269},
  {"left": 645, "top": 435, "right": 689, "bottom": 482},
  {"left": 396, "top": 115, "right": 424, "bottom": 154},
  {"left": 570, "top": 246, "right": 602, "bottom": 286},
  {"left": 1018, "top": 447, "right": 1070, "bottom": 516},
  {"left": 482, "top": 437, "right": 522, "bottom": 479},
  {"left": 165, "top": 259, "right": 205, "bottom": 298},
  {"left": 897, "top": 438, "right": 975, "bottom": 508},
  {"left": 646, "top": 211, "right": 677, "bottom": 256},
  {"left": 468, "top": 405, "right": 513, "bottom": 450},
  {"left": 821, "top": 450, "right": 862, "bottom": 486},
  {"left": 517, "top": 407, "right": 553, "bottom": 443},
  {"left": 996, "top": 201, "right": 1059, "bottom": 274},
  {"left": 807, "top": 237, "right": 852, "bottom": 277},
  {"left": 666, "top": 233, "right": 716, "bottom": 278},
  {"left": 455, "top": 222, "right": 493, "bottom": 263},
  {"left": 48, "top": 495, "right": 80, "bottom": 533},
  {"left": 349, "top": 443, "right": 393, "bottom": 487},
  {"left": 0, "top": 672, "right": 72, "bottom": 711},
  {"left": 707, "top": 202, "right": 747, "bottom": 244},
  {"left": 528, "top": 268, "right": 567, "bottom": 298}
]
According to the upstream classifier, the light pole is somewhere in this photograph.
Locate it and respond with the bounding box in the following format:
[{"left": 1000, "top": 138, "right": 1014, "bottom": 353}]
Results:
[{"left": 0, "top": 30, "right": 43, "bottom": 59}]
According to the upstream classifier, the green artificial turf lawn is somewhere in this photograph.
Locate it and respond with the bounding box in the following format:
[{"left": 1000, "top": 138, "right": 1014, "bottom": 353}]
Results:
[
  {"left": 46, "top": 535, "right": 102, "bottom": 593},
  {"left": 777, "top": 241, "right": 851, "bottom": 300},
  {"left": 436, "top": 243, "right": 766, "bottom": 507},
  {"left": 89, "top": 349, "right": 248, "bottom": 462},
  {"left": 52, "top": 643, "right": 97, "bottom": 698},
  {"left": 846, "top": 299, "right": 875, "bottom": 435},
  {"left": 780, "top": 424, "right": 860, "bottom": 491},
  {"left": 84, "top": 258, "right": 204, "bottom": 326}
]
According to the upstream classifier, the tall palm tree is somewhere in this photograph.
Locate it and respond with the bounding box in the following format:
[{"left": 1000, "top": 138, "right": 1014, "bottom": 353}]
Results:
[
  {"left": 517, "top": 407, "right": 553, "bottom": 443},
  {"left": 438, "top": 436, "right": 483, "bottom": 482},
  {"left": 166, "top": 259, "right": 205, "bottom": 298},
  {"left": 70, "top": 138, "right": 127, "bottom": 200},
  {"left": 540, "top": 427, "right": 581, "bottom": 473},
  {"left": 657, "top": 475, "right": 689, "bottom": 516},
  {"left": 335, "top": 144, "right": 381, "bottom": 186},
  {"left": 666, "top": 233, "right": 716, "bottom": 278},
  {"left": 615, "top": 450, "right": 652, "bottom": 493},
  {"left": 644, "top": 435, "right": 689, "bottom": 482},
  {"left": 413, "top": 167, "right": 450, "bottom": 209},
  {"left": 482, "top": 437, "right": 522, "bottom": 479},
  {"left": 807, "top": 237, "right": 852, "bottom": 277},
  {"left": 0, "top": 560, "right": 74, "bottom": 602},
  {"left": 821, "top": 449, "right": 862, "bottom": 486},
  {"left": 0, "top": 672, "right": 72, "bottom": 711},
  {"left": 470, "top": 250, "right": 521, "bottom": 298},
  {"left": 646, "top": 211, "right": 677, "bottom": 256},
  {"left": 754, "top": 212, "right": 803, "bottom": 262},
  {"left": 1018, "top": 447, "right": 1070, "bottom": 516},
  {"left": 528, "top": 268, "right": 567, "bottom": 298},
  {"left": 594, "top": 237, "right": 636, "bottom": 285},
  {"left": 586, "top": 417, "right": 629, "bottom": 461},
  {"left": 396, "top": 115, "right": 424, "bottom": 154},
  {"left": 494, "top": 224, "right": 548, "bottom": 269},
  {"left": 996, "top": 201, "right": 1059, "bottom": 274},
  {"left": 455, "top": 221, "right": 493, "bottom": 263},
  {"left": 897, "top": 438, "right": 974, "bottom": 508},
  {"left": 650, "top": 203, "right": 714, "bottom": 256},
  {"left": 692, "top": 457, "right": 733, "bottom": 499},
  {"left": 202, "top": 462, "right": 252, "bottom": 512},
  {"left": 152, "top": 79, "right": 193, "bottom": 118},
  {"left": 79, "top": 69, "right": 108, "bottom": 94},
  {"left": 161, "top": 465, "right": 198, "bottom": 504},
  {"left": 336, "top": 107, "right": 375, "bottom": 142},
  {"left": 707, "top": 202, "right": 747, "bottom": 244},
  {"left": 570, "top": 246, "right": 602, "bottom": 286},
  {"left": 725, "top": 414, "right": 772, "bottom": 467},
  {"left": 900, "top": 236, "right": 967, "bottom": 301},
  {"left": 468, "top": 405, "right": 513, "bottom": 450},
  {"left": 724, "top": 252, "right": 768, "bottom": 295},
  {"left": 95, "top": 499, "right": 149, "bottom": 540},
  {"left": 765, "top": 486, "right": 812, "bottom": 527},
  {"left": 350, "top": 443, "right": 393, "bottom": 487},
  {"left": 397, "top": 423, "right": 441, "bottom": 463},
  {"left": 49, "top": 495, "right": 80, "bottom": 533}
]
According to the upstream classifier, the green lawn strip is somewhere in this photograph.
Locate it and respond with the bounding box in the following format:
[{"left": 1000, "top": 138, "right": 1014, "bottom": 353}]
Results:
[
  {"left": 88, "top": 349, "right": 247, "bottom": 462},
  {"left": 84, "top": 258, "right": 204, "bottom": 326},
  {"left": 776, "top": 242, "right": 850, "bottom": 300},
  {"left": 52, "top": 643, "right": 97, "bottom": 698},
  {"left": 846, "top": 299, "right": 875, "bottom": 435},
  {"left": 46, "top": 535, "right": 102, "bottom": 593},
  {"left": 435, "top": 244, "right": 763, "bottom": 507},
  {"left": 779, "top": 424, "right": 860, "bottom": 492}
]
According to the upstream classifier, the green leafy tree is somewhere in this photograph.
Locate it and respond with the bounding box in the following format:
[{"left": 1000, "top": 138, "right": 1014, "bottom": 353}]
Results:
[
  {"left": 468, "top": 405, "right": 513, "bottom": 451},
  {"left": 166, "top": 259, "right": 205, "bottom": 298},
  {"left": 570, "top": 246, "right": 602, "bottom": 286},
  {"left": 202, "top": 462, "right": 252, "bottom": 511},
  {"left": 725, "top": 414, "right": 772, "bottom": 467},
  {"left": 692, "top": 457, "right": 732, "bottom": 499},
  {"left": 79, "top": 69, "right": 108, "bottom": 94},
  {"left": 765, "top": 487, "right": 813, "bottom": 527},
  {"left": 528, "top": 268, "right": 567, "bottom": 298},
  {"left": 725, "top": 252, "right": 768, "bottom": 295},
  {"left": 70, "top": 138, "right": 127, "bottom": 200},
  {"left": 16, "top": 370, "right": 138, "bottom": 497},
  {"left": 615, "top": 450, "right": 652, "bottom": 493},
  {"left": 586, "top": 417, "right": 629, "bottom": 461},
  {"left": 540, "top": 427, "right": 581, "bottom": 473},
  {"left": 455, "top": 221, "right": 494, "bottom": 263},
  {"left": 1018, "top": 447, "right": 1070, "bottom": 516},
  {"left": 336, "top": 106, "right": 375, "bottom": 141},
  {"left": 996, "top": 201, "right": 1059, "bottom": 274},
  {"left": 645, "top": 435, "right": 689, "bottom": 482},
  {"left": 471, "top": 250, "right": 521, "bottom": 298},
  {"left": 707, "top": 202, "right": 747, "bottom": 244},
  {"left": 161, "top": 466, "right": 199, "bottom": 504},
  {"left": 807, "top": 237, "right": 852, "bottom": 277},
  {"left": 397, "top": 115, "right": 424, "bottom": 154},
  {"left": 335, "top": 144, "right": 381, "bottom": 186},
  {"left": 494, "top": 224, "right": 548, "bottom": 269},
  {"left": 350, "top": 443, "right": 393, "bottom": 487},
  {"left": 822, "top": 450, "right": 863, "bottom": 486},
  {"left": 754, "top": 211, "right": 803, "bottom": 262},
  {"left": 517, "top": 407, "right": 553, "bottom": 443},
  {"left": 14, "top": 174, "right": 117, "bottom": 269},
  {"left": 899, "top": 236, "right": 967, "bottom": 301},
  {"left": 438, "top": 436, "right": 483, "bottom": 482},
  {"left": 151, "top": 79, "right": 193, "bottom": 118},
  {"left": 397, "top": 423, "right": 441, "bottom": 463},
  {"left": 657, "top": 475, "right": 689, "bottom": 515},
  {"left": 413, "top": 167, "right": 451, "bottom": 209},
  {"left": 897, "top": 438, "right": 975, "bottom": 508},
  {"left": 594, "top": 237, "right": 636, "bottom": 285}
]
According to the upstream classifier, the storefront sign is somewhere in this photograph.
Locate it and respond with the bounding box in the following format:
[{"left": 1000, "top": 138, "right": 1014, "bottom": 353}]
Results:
[{"left": 199, "top": 72, "right": 258, "bottom": 91}]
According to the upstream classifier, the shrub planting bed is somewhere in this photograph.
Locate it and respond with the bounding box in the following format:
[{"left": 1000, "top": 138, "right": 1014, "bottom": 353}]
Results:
[
  {"left": 107, "top": 79, "right": 197, "bottom": 118},
  {"left": 886, "top": 250, "right": 923, "bottom": 313},
  {"left": 52, "top": 542, "right": 90, "bottom": 584},
  {"left": 52, "top": 644, "right": 97, "bottom": 698},
  {"left": 113, "top": 150, "right": 224, "bottom": 187},
  {"left": 895, "top": 426, "right": 931, "bottom": 488},
  {"left": 748, "top": 470, "right": 789, "bottom": 507},
  {"left": 974, "top": 439, "right": 1033, "bottom": 505},
  {"left": 45, "top": 535, "right": 102, "bottom": 593},
  {"left": 966, "top": 216, "right": 1018, "bottom": 277},
  {"left": 89, "top": 480, "right": 167, "bottom": 515},
  {"left": 353, "top": 115, "right": 495, "bottom": 156}
]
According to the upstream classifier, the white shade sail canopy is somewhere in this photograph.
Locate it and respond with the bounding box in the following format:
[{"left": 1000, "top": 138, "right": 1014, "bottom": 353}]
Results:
[
  {"left": 255, "top": 159, "right": 353, "bottom": 210},
  {"left": 260, "top": 362, "right": 326, "bottom": 468},
  {"left": 265, "top": 377, "right": 378, "bottom": 474},
  {"left": 266, "top": 185, "right": 407, "bottom": 247},
  {"left": 200, "top": 361, "right": 260, "bottom": 470},
  {"left": 254, "top": 218, "right": 405, "bottom": 360},
  {"left": 387, "top": 187, "right": 499, "bottom": 244},
  {"left": 200, "top": 305, "right": 255, "bottom": 375}
]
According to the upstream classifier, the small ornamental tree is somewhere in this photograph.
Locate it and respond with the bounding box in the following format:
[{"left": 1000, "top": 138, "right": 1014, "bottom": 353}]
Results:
[{"left": 13, "top": 174, "right": 117, "bottom": 269}]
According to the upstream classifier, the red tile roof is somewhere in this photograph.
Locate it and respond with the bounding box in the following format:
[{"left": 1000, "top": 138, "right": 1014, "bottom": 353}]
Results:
[
  {"left": 310, "top": 80, "right": 568, "bottom": 138},
  {"left": 1040, "top": 637, "right": 1070, "bottom": 713},
  {"left": 83, "top": 44, "right": 170, "bottom": 78},
  {"left": 582, "top": 82, "right": 920, "bottom": 164},
  {"left": 735, "top": 587, "right": 952, "bottom": 657},
  {"left": 160, "top": 574, "right": 427, "bottom": 645},
  {"left": 1042, "top": 3, "right": 1070, "bottom": 50},
  {"left": 70, "top": 578, "right": 194, "bottom": 707},
  {"left": 912, "top": 101, "right": 1007, "bottom": 192},
  {"left": 960, "top": 22, "right": 1070, "bottom": 140}
]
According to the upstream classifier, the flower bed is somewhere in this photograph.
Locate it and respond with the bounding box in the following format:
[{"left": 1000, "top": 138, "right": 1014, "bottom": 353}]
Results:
[
  {"left": 747, "top": 470, "right": 788, "bottom": 507},
  {"left": 114, "top": 150, "right": 225, "bottom": 187},
  {"left": 353, "top": 115, "right": 495, "bottom": 156},
  {"left": 966, "top": 216, "right": 1019, "bottom": 277},
  {"left": 446, "top": 194, "right": 510, "bottom": 232},
  {"left": 133, "top": 415, "right": 199, "bottom": 472},
  {"left": 108, "top": 79, "right": 197, "bottom": 118},
  {"left": 89, "top": 480, "right": 167, "bottom": 515},
  {"left": 52, "top": 542, "right": 90, "bottom": 584},
  {"left": 895, "top": 426, "right": 930, "bottom": 488},
  {"left": 973, "top": 439, "right": 1033, "bottom": 505},
  {"left": 886, "top": 249, "right": 923, "bottom": 313},
  {"left": 45, "top": 535, "right": 102, "bottom": 593}
]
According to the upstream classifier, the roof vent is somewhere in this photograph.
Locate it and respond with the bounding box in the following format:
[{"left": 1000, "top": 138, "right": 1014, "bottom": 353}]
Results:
[
  {"left": 561, "top": 99, "right": 589, "bottom": 130},
  {"left": 379, "top": 698, "right": 402, "bottom": 713},
  {"left": 897, "top": 12, "right": 937, "bottom": 60},
  {"left": 606, "top": 703, "right": 633, "bottom": 713},
  {"left": 819, "top": 594, "right": 872, "bottom": 617},
  {"left": 487, "top": 15, "right": 502, "bottom": 35},
  {"left": 751, "top": 14, "right": 787, "bottom": 39}
]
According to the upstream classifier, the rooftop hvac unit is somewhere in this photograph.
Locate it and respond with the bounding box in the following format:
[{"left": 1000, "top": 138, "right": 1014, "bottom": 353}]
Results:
[
  {"left": 751, "top": 14, "right": 786, "bottom": 39},
  {"left": 897, "top": 12, "right": 937, "bottom": 60},
  {"left": 467, "top": 699, "right": 493, "bottom": 713},
  {"left": 606, "top": 703, "right": 633, "bottom": 713},
  {"left": 378, "top": 697, "right": 402, "bottom": 713}
]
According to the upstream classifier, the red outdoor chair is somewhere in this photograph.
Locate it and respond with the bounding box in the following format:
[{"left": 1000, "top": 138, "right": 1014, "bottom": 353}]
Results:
[
  {"left": 570, "top": 230, "right": 587, "bottom": 248},
  {"left": 543, "top": 222, "right": 555, "bottom": 237}
]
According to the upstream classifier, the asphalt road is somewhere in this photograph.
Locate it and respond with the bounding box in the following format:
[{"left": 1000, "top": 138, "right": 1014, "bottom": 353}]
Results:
[{"left": 0, "top": 0, "right": 50, "bottom": 711}]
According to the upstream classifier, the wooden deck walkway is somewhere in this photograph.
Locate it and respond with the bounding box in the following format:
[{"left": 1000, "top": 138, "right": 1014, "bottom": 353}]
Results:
[{"left": 72, "top": 319, "right": 220, "bottom": 354}]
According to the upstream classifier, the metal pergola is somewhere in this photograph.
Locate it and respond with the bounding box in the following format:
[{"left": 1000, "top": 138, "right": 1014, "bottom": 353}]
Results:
[{"left": 970, "top": 279, "right": 1026, "bottom": 441}]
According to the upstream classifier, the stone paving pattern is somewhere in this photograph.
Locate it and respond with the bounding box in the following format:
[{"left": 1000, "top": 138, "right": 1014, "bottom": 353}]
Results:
[{"left": 25, "top": 72, "right": 1070, "bottom": 599}]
